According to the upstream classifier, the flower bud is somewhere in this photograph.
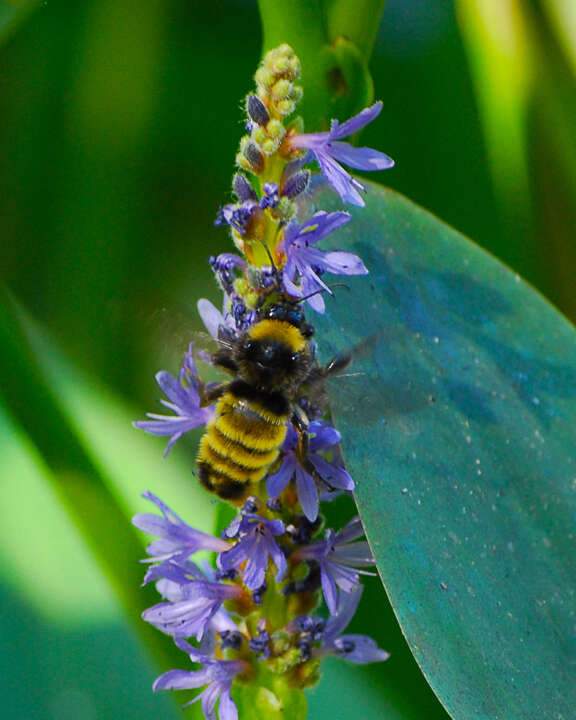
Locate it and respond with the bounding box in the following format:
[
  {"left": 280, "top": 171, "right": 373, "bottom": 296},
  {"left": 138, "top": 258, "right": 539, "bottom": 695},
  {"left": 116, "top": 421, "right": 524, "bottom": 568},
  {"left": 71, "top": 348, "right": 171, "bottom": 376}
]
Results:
[
  {"left": 282, "top": 170, "right": 310, "bottom": 199},
  {"left": 233, "top": 173, "right": 257, "bottom": 202},
  {"left": 238, "top": 136, "right": 264, "bottom": 173},
  {"left": 276, "top": 99, "right": 296, "bottom": 117},
  {"left": 246, "top": 94, "right": 270, "bottom": 126},
  {"left": 272, "top": 79, "right": 291, "bottom": 100},
  {"left": 255, "top": 66, "right": 275, "bottom": 89}
]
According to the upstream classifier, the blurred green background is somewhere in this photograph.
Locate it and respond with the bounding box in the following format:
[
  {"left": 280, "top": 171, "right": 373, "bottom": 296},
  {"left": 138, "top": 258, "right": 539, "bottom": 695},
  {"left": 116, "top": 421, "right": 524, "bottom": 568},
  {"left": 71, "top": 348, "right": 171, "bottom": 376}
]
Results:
[{"left": 1, "top": 0, "right": 575, "bottom": 718}]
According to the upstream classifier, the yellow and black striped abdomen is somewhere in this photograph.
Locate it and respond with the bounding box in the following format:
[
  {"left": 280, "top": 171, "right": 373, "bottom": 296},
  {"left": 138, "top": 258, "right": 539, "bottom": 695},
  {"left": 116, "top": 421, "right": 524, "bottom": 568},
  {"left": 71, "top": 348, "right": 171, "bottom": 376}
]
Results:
[{"left": 197, "top": 391, "right": 288, "bottom": 502}]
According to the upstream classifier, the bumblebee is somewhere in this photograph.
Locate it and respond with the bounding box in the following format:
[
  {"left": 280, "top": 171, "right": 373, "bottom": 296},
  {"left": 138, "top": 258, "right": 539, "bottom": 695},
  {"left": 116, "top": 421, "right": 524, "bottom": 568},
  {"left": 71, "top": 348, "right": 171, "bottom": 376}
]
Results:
[{"left": 196, "top": 301, "right": 346, "bottom": 502}]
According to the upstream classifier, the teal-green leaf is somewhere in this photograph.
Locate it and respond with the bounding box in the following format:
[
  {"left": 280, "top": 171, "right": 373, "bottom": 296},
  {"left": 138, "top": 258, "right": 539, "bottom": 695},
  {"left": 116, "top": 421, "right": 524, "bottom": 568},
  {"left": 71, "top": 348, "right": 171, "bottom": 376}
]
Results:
[{"left": 307, "top": 182, "right": 576, "bottom": 720}]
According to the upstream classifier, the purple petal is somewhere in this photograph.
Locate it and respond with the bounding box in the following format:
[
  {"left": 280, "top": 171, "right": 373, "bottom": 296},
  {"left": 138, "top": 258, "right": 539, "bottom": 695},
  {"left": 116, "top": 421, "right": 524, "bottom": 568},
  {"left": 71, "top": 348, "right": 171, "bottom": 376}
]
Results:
[
  {"left": 242, "top": 539, "right": 268, "bottom": 590},
  {"left": 268, "top": 538, "right": 287, "bottom": 581},
  {"left": 324, "top": 585, "right": 363, "bottom": 640},
  {"left": 300, "top": 272, "right": 328, "bottom": 313},
  {"left": 327, "top": 561, "right": 360, "bottom": 594},
  {"left": 330, "top": 142, "right": 394, "bottom": 172},
  {"left": 335, "top": 516, "right": 365, "bottom": 544},
  {"left": 219, "top": 539, "right": 251, "bottom": 573},
  {"left": 153, "top": 668, "right": 210, "bottom": 692},
  {"left": 295, "top": 465, "right": 319, "bottom": 521},
  {"left": 156, "top": 370, "right": 199, "bottom": 411},
  {"left": 310, "top": 455, "right": 354, "bottom": 491},
  {"left": 134, "top": 416, "right": 198, "bottom": 436},
  {"left": 267, "top": 519, "right": 285, "bottom": 536},
  {"left": 305, "top": 288, "right": 325, "bottom": 313},
  {"left": 321, "top": 567, "right": 339, "bottom": 615},
  {"left": 174, "top": 637, "right": 210, "bottom": 662},
  {"left": 219, "top": 690, "right": 238, "bottom": 720},
  {"left": 266, "top": 454, "right": 297, "bottom": 498},
  {"left": 299, "top": 211, "right": 351, "bottom": 242},
  {"left": 198, "top": 299, "right": 226, "bottom": 340},
  {"left": 316, "top": 151, "right": 366, "bottom": 207},
  {"left": 209, "top": 609, "right": 238, "bottom": 635},
  {"left": 201, "top": 681, "right": 221, "bottom": 720},
  {"left": 309, "top": 423, "right": 341, "bottom": 450},
  {"left": 332, "top": 543, "right": 374, "bottom": 567},
  {"left": 321, "top": 251, "right": 368, "bottom": 276},
  {"left": 336, "top": 634, "right": 390, "bottom": 664},
  {"left": 281, "top": 267, "right": 303, "bottom": 298},
  {"left": 330, "top": 101, "right": 383, "bottom": 139}
]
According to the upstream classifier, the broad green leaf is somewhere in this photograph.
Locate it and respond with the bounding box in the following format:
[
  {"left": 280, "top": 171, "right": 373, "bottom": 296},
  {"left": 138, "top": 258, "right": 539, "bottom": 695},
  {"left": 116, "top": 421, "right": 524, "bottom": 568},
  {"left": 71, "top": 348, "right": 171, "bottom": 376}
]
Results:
[{"left": 308, "top": 181, "right": 576, "bottom": 720}]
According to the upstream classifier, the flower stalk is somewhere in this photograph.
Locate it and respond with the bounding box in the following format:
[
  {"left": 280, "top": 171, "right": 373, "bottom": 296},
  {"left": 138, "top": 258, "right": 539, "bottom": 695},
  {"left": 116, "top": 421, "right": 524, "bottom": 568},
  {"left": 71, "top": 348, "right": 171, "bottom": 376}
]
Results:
[{"left": 133, "top": 44, "right": 393, "bottom": 719}]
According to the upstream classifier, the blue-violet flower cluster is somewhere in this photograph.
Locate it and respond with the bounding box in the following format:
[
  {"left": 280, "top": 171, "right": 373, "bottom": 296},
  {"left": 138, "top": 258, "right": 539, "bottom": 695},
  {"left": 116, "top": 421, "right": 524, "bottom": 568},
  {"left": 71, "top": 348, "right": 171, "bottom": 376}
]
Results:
[{"left": 133, "top": 43, "right": 392, "bottom": 719}]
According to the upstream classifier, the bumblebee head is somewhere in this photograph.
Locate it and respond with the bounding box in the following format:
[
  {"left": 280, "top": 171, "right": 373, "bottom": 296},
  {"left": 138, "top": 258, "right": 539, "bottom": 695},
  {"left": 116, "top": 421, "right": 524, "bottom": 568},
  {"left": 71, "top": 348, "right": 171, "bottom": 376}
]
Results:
[
  {"left": 261, "top": 302, "right": 315, "bottom": 338},
  {"left": 236, "top": 313, "right": 313, "bottom": 390}
]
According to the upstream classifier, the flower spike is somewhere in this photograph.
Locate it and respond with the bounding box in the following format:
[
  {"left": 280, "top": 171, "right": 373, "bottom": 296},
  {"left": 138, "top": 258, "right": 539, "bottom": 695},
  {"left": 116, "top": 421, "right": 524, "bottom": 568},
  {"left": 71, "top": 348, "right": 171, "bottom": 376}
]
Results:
[{"left": 133, "top": 44, "right": 391, "bottom": 719}]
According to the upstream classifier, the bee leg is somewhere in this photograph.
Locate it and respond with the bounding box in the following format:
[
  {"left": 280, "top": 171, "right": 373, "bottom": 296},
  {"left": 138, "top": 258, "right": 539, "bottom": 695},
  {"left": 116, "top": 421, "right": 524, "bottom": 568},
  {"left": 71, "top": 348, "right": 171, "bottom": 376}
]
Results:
[
  {"left": 211, "top": 350, "right": 239, "bottom": 374},
  {"left": 291, "top": 404, "right": 311, "bottom": 463},
  {"left": 292, "top": 405, "right": 330, "bottom": 486},
  {"left": 198, "top": 381, "right": 228, "bottom": 408},
  {"left": 291, "top": 405, "right": 342, "bottom": 494},
  {"left": 322, "top": 351, "right": 352, "bottom": 377}
]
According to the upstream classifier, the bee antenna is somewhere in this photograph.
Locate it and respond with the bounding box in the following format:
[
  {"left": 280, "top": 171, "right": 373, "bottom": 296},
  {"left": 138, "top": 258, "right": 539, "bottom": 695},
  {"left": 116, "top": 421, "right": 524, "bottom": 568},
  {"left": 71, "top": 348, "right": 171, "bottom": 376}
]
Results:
[
  {"left": 257, "top": 240, "right": 278, "bottom": 272},
  {"left": 296, "top": 283, "right": 350, "bottom": 304}
]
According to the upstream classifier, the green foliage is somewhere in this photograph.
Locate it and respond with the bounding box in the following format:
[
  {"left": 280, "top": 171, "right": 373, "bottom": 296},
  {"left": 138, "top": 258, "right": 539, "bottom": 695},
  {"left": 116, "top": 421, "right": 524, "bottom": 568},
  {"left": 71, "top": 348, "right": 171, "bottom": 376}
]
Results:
[
  {"left": 257, "top": 0, "right": 383, "bottom": 128},
  {"left": 1, "top": 0, "right": 575, "bottom": 718},
  {"left": 309, "top": 181, "right": 576, "bottom": 720},
  {"left": 234, "top": 681, "right": 307, "bottom": 720},
  {"left": 0, "top": 0, "right": 39, "bottom": 46}
]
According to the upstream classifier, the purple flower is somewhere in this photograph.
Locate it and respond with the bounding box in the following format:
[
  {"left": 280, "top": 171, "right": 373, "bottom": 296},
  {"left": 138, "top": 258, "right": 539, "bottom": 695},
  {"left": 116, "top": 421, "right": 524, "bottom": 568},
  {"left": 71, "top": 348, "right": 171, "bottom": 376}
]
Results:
[
  {"left": 209, "top": 253, "right": 247, "bottom": 296},
  {"left": 266, "top": 421, "right": 354, "bottom": 522},
  {"left": 290, "top": 101, "right": 394, "bottom": 206},
  {"left": 295, "top": 516, "right": 375, "bottom": 614},
  {"left": 219, "top": 503, "right": 286, "bottom": 591},
  {"left": 214, "top": 183, "right": 280, "bottom": 234},
  {"left": 197, "top": 298, "right": 236, "bottom": 341},
  {"left": 154, "top": 637, "right": 246, "bottom": 720},
  {"left": 143, "top": 576, "right": 243, "bottom": 640},
  {"left": 133, "top": 344, "right": 213, "bottom": 456},
  {"left": 132, "top": 492, "right": 231, "bottom": 566},
  {"left": 320, "top": 586, "right": 390, "bottom": 664},
  {"left": 281, "top": 211, "right": 368, "bottom": 312},
  {"left": 151, "top": 565, "right": 238, "bottom": 637}
]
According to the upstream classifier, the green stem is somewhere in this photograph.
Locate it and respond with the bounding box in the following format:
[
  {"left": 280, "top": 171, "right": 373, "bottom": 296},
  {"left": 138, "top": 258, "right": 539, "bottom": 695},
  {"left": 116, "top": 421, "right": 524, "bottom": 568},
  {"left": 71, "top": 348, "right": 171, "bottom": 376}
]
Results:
[
  {"left": 324, "top": 0, "right": 386, "bottom": 60},
  {"left": 257, "top": 0, "right": 385, "bottom": 128}
]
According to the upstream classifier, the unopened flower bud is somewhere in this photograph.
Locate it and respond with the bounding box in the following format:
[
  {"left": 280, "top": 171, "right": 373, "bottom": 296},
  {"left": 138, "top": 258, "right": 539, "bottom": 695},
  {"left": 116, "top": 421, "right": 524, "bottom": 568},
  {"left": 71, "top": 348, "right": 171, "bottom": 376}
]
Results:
[
  {"left": 261, "top": 137, "right": 279, "bottom": 155},
  {"left": 267, "top": 119, "right": 285, "bottom": 140},
  {"left": 247, "top": 94, "right": 270, "bottom": 126},
  {"left": 282, "top": 169, "right": 310, "bottom": 199},
  {"left": 233, "top": 173, "right": 257, "bottom": 202},
  {"left": 255, "top": 66, "right": 274, "bottom": 89},
  {"left": 290, "top": 85, "right": 303, "bottom": 103},
  {"left": 272, "top": 79, "right": 291, "bottom": 100},
  {"left": 238, "top": 136, "right": 264, "bottom": 173},
  {"left": 276, "top": 99, "right": 296, "bottom": 116}
]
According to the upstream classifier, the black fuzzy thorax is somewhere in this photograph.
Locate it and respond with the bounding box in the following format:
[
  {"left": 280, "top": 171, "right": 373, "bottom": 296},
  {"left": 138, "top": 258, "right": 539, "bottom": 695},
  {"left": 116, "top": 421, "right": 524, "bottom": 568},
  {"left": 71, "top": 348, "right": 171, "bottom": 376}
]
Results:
[{"left": 228, "top": 378, "right": 290, "bottom": 417}]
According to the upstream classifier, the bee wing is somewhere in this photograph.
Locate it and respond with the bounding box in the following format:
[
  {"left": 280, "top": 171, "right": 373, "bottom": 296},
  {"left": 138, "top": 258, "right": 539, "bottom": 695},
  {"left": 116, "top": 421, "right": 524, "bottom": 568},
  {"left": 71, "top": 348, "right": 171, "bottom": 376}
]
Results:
[
  {"left": 320, "top": 329, "right": 433, "bottom": 427},
  {"left": 147, "top": 305, "right": 222, "bottom": 372}
]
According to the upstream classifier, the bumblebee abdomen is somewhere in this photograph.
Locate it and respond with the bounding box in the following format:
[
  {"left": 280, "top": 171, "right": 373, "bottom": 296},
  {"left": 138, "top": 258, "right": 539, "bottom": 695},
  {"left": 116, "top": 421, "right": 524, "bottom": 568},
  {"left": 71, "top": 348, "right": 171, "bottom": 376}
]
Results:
[{"left": 197, "top": 393, "right": 288, "bottom": 502}]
